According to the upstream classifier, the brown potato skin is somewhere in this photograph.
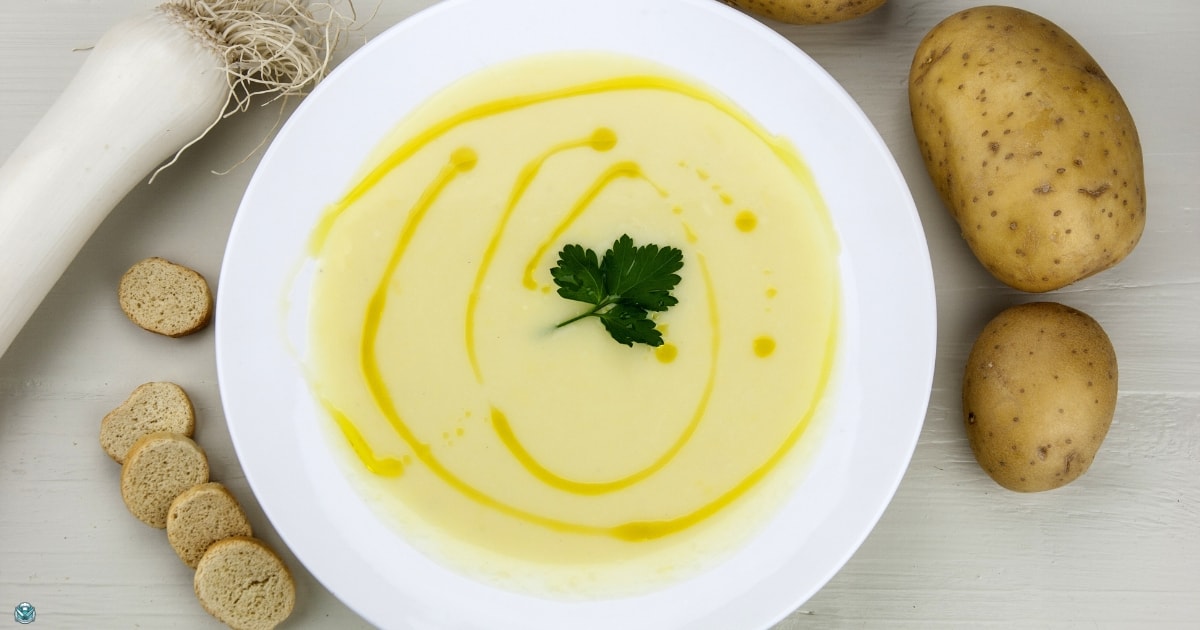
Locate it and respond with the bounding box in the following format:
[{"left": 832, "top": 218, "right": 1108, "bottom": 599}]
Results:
[
  {"left": 963, "top": 302, "right": 1117, "bottom": 492},
  {"left": 725, "top": 0, "right": 886, "bottom": 25},
  {"left": 909, "top": 6, "right": 1145, "bottom": 292}
]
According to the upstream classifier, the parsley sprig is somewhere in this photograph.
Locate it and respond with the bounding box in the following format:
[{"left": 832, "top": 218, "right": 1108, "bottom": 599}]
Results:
[{"left": 551, "top": 234, "right": 683, "bottom": 347}]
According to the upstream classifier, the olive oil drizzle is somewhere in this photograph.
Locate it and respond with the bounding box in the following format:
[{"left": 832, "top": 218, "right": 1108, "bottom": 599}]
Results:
[
  {"left": 315, "top": 71, "right": 839, "bottom": 542},
  {"left": 465, "top": 128, "right": 617, "bottom": 383},
  {"left": 613, "top": 303, "right": 838, "bottom": 541},
  {"left": 324, "top": 401, "right": 404, "bottom": 477},
  {"left": 353, "top": 149, "right": 612, "bottom": 537},
  {"left": 454, "top": 127, "right": 715, "bottom": 494},
  {"left": 307, "top": 73, "right": 814, "bottom": 256},
  {"left": 488, "top": 254, "right": 720, "bottom": 495},
  {"left": 520, "top": 161, "right": 653, "bottom": 291}
]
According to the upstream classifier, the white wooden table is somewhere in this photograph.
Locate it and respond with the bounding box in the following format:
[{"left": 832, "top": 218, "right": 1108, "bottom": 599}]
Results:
[{"left": 2, "top": 1, "right": 1197, "bottom": 628}]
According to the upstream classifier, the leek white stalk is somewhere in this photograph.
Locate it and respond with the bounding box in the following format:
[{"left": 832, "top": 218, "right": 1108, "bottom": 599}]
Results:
[{"left": 0, "top": 0, "right": 346, "bottom": 357}]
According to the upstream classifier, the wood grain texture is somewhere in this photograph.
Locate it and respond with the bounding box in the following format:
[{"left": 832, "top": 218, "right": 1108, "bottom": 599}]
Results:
[{"left": 1, "top": 1, "right": 1197, "bottom": 628}]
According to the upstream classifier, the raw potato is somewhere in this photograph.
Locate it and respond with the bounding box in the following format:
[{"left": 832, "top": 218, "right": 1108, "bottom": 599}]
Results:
[
  {"left": 963, "top": 302, "right": 1117, "bottom": 492},
  {"left": 724, "top": 0, "right": 886, "bottom": 25},
  {"left": 908, "top": 6, "right": 1145, "bottom": 292}
]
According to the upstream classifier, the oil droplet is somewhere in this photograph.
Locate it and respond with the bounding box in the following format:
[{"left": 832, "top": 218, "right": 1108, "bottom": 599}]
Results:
[
  {"left": 589, "top": 127, "right": 617, "bottom": 151},
  {"left": 456, "top": 427, "right": 465, "bottom": 437},
  {"left": 765, "top": 287, "right": 777, "bottom": 298},
  {"left": 753, "top": 336, "right": 776, "bottom": 358},
  {"left": 717, "top": 191, "right": 733, "bottom": 205},
  {"left": 671, "top": 205, "right": 683, "bottom": 215},
  {"left": 655, "top": 343, "right": 678, "bottom": 364},
  {"left": 682, "top": 222, "right": 699, "bottom": 244},
  {"left": 451, "top": 147, "right": 478, "bottom": 171},
  {"left": 735, "top": 210, "right": 758, "bottom": 232}
]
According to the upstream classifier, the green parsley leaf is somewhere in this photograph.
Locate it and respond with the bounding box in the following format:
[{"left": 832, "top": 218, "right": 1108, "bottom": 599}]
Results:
[
  {"left": 602, "top": 234, "right": 683, "bottom": 312},
  {"left": 599, "top": 303, "right": 663, "bottom": 347},
  {"left": 551, "top": 235, "right": 683, "bottom": 347},
  {"left": 549, "top": 243, "right": 605, "bottom": 305}
]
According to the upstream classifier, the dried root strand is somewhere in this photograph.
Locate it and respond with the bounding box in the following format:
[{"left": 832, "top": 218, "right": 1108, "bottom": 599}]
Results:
[
  {"left": 153, "top": 0, "right": 357, "bottom": 177},
  {"left": 163, "top": 0, "right": 354, "bottom": 106}
]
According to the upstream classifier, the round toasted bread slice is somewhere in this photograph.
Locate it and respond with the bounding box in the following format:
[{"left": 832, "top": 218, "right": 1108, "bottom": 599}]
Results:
[
  {"left": 167, "top": 482, "right": 253, "bottom": 568},
  {"left": 118, "top": 257, "right": 213, "bottom": 337},
  {"left": 120, "top": 432, "right": 209, "bottom": 528},
  {"left": 194, "top": 536, "right": 296, "bottom": 630},
  {"left": 100, "top": 382, "right": 195, "bottom": 464}
]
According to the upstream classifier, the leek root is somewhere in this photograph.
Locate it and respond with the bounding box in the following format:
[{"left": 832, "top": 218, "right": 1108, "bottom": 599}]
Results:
[{"left": 0, "top": 0, "right": 350, "bottom": 357}]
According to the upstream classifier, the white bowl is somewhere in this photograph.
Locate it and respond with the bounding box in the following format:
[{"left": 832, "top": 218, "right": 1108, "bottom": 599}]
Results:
[{"left": 216, "top": 0, "right": 936, "bottom": 628}]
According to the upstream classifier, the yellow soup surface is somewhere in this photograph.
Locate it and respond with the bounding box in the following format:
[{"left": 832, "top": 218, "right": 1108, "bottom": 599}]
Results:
[{"left": 305, "top": 52, "right": 841, "bottom": 596}]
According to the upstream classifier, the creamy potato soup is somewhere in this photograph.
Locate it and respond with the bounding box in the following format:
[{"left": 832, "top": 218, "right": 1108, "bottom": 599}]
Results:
[{"left": 304, "top": 52, "right": 841, "bottom": 596}]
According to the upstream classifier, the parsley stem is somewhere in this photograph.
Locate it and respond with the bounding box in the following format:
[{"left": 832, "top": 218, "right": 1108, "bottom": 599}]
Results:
[
  {"left": 549, "top": 235, "right": 682, "bottom": 346},
  {"left": 555, "top": 300, "right": 611, "bottom": 328}
]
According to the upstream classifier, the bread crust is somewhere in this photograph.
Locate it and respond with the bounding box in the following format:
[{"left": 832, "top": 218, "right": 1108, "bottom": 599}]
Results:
[
  {"left": 194, "top": 536, "right": 296, "bottom": 630},
  {"left": 117, "top": 257, "right": 213, "bottom": 337},
  {"left": 167, "top": 482, "right": 254, "bottom": 568},
  {"left": 100, "top": 382, "right": 195, "bottom": 464},
  {"left": 119, "top": 432, "right": 209, "bottom": 528}
]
